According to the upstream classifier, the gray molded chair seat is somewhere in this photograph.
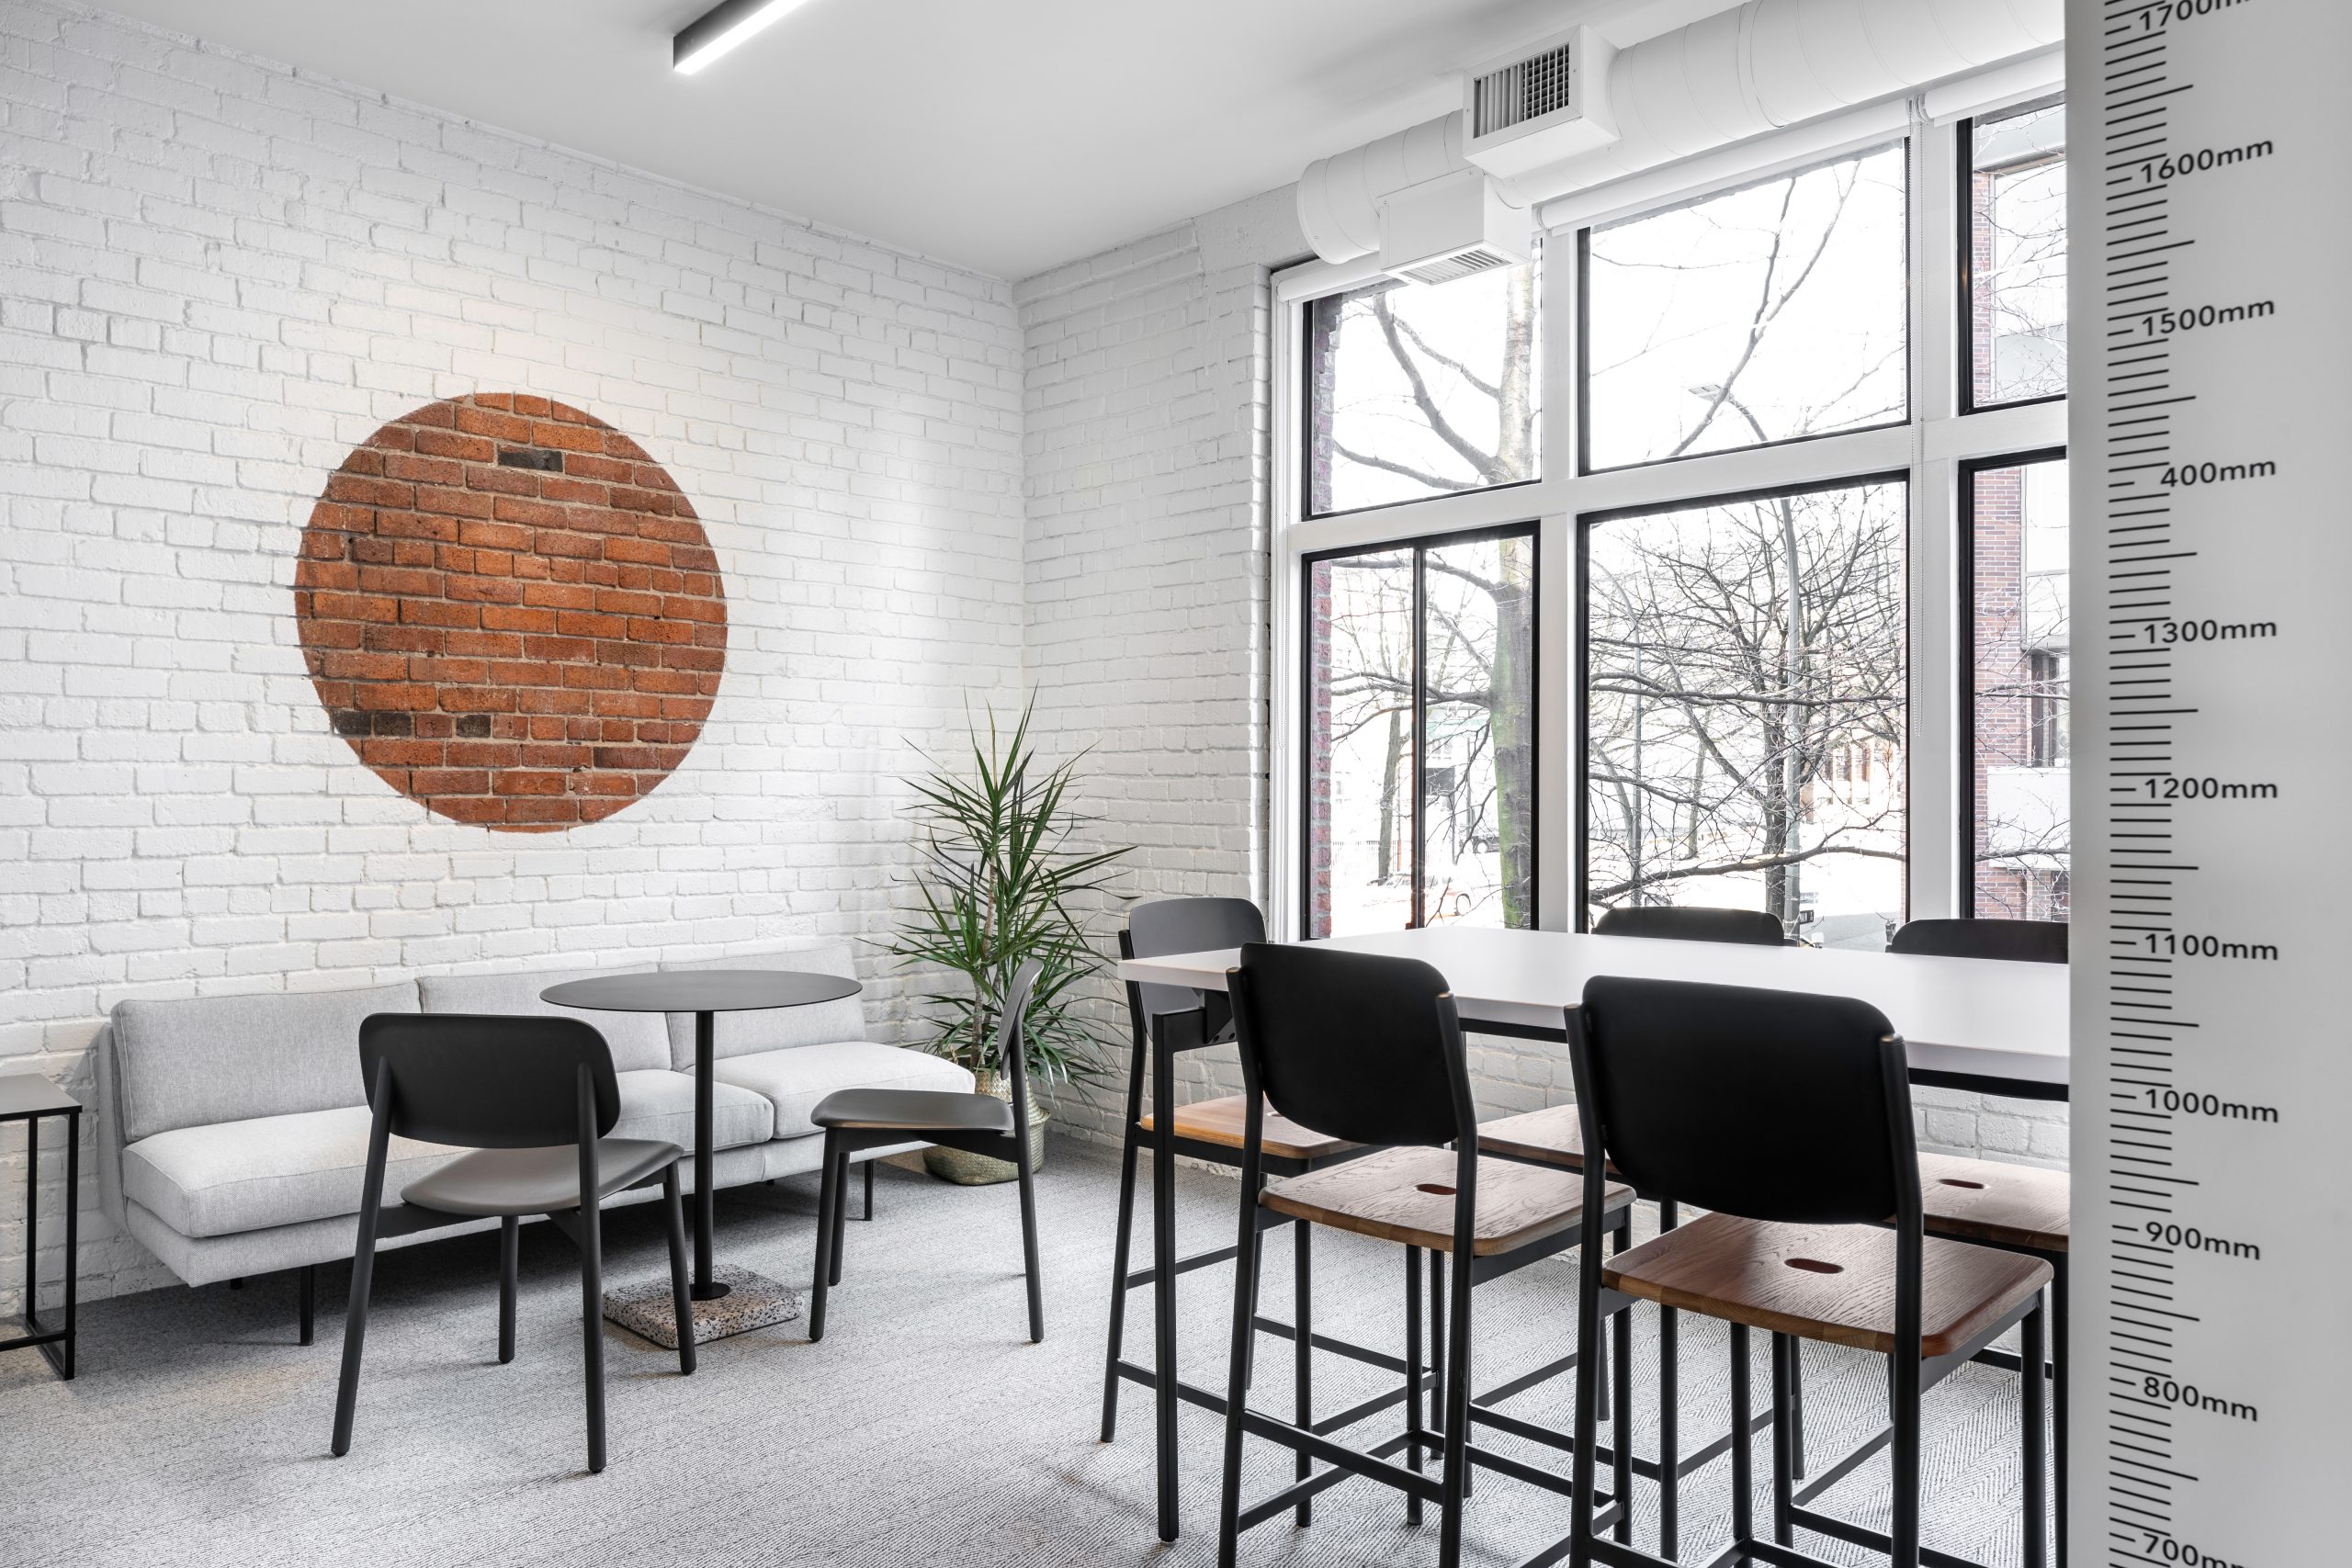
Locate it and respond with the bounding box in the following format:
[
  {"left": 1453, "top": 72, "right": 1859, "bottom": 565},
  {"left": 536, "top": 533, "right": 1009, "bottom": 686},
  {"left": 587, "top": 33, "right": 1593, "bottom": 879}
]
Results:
[
  {"left": 811, "top": 1089, "right": 1012, "bottom": 1135},
  {"left": 402, "top": 1138, "right": 680, "bottom": 1219}
]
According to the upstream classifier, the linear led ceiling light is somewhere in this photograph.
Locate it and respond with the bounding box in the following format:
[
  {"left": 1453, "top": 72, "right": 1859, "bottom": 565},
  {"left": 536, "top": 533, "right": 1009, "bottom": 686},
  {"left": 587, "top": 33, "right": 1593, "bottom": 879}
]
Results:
[{"left": 673, "top": 0, "right": 815, "bottom": 75}]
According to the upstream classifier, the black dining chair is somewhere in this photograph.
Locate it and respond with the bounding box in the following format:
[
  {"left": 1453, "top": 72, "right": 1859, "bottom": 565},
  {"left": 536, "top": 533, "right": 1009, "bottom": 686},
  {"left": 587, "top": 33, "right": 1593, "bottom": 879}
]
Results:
[
  {"left": 1888, "top": 917, "right": 2067, "bottom": 964},
  {"left": 1591, "top": 904, "right": 1787, "bottom": 945},
  {"left": 807, "top": 958, "right": 1045, "bottom": 1344},
  {"left": 1217, "top": 942, "right": 1633, "bottom": 1568},
  {"left": 331, "top": 1012, "right": 693, "bottom": 1475},
  {"left": 1562, "top": 976, "right": 2052, "bottom": 1568}
]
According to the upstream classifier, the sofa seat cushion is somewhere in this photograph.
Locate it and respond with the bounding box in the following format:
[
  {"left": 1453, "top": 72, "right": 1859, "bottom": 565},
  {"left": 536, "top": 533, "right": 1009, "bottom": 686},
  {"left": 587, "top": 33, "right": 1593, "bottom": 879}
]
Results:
[
  {"left": 123, "top": 1108, "right": 461, "bottom": 1240},
  {"left": 614, "top": 1070, "right": 774, "bottom": 1152},
  {"left": 716, "top": 1043, "right": 975, "bottom": 1140}
]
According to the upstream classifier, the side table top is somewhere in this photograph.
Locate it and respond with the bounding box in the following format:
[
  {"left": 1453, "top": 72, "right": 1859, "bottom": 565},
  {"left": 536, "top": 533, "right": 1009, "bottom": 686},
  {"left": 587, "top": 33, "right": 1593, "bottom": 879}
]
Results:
[{"left": 0, "top": 1074, "right": 82, "bottom": 1120}]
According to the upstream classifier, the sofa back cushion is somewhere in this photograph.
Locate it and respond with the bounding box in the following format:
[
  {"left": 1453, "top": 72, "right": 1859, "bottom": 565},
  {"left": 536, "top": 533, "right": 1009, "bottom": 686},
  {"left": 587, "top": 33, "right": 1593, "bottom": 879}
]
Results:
[
  {"left": 414, "top": 966, "right": 673, "bottom": 1074},
  {"left": 661, "top": 941, "right": 869, "bottom": 1067},
  {"left": 110, "top": 981, "right": 423, "bottom": 1144}
]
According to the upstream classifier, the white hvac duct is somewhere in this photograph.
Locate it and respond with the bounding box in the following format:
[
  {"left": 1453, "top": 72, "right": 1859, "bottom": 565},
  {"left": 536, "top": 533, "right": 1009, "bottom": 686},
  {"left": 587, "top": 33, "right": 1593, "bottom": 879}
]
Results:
[{"left": 1296, "top": 0, "right": 2065, "bottom": 266}]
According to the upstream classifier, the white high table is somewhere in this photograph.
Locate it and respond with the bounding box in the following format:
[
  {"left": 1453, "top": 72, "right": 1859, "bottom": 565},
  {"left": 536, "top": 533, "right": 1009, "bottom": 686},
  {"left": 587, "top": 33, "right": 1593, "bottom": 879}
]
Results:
[{"left": 1116, "top": 925, "right": 2069, "bottom": 1100}]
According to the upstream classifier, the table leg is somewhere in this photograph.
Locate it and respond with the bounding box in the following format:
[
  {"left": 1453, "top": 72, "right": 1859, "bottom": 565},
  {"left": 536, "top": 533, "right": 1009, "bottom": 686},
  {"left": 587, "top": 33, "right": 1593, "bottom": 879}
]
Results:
[{"left": 691, "top": 1010, "right": 729, "bottom": 1302}]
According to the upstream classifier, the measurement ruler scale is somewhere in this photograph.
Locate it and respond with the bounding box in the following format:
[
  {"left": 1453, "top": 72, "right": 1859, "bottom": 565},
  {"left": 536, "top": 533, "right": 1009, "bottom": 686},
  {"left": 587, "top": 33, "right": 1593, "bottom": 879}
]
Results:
[{"left": 2072, "top": 1, "right": 2352, "bottom": 1564}]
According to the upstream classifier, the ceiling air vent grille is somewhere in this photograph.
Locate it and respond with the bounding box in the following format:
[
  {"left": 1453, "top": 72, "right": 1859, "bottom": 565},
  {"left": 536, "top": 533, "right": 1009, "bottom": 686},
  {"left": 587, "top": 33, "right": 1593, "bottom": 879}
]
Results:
[
  {"left": 1473, "top": 41, "right": 1575, "bottom": 139},
  {"left": 1393, "top": 248, "right": 1511, "bottom": 288}
]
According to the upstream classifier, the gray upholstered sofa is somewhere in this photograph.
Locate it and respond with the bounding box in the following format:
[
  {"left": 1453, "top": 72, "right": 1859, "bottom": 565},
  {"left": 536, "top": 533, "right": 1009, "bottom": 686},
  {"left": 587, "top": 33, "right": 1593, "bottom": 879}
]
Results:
[{"left": 91, "top": 939, "right": 969, "bottom": 1335}]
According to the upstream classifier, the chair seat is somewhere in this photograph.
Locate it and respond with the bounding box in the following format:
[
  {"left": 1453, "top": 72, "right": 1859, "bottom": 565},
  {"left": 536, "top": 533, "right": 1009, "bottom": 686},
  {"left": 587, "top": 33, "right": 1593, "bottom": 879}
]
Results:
[
  {"left": 1602, "top": 1212, "right": 2052, "bottom": 1358},
  {"left": 1261, "top": 1146, "right": 1631, "bottom": 1258},
  {"left": 1139, "top": 1093, "right": 1355, "bottom": 1161},
  {"left": 401, "top": 1138, "right": 681, "bottom": 1218},
  {"left": 1917, "top": 1153, "right": 2070, "bottom": 1253},
  {"left": 1475, "top": 1104, "right": 1623, "bottom": 1176},
  {"left": 810, "top": 1088, "right": 1013, "bottom": 1135}
]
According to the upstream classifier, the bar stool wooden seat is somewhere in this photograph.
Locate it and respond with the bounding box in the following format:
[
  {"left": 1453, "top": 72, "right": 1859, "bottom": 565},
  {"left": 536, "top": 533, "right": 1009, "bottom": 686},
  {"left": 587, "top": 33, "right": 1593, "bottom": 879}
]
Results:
[
  {"left": 1139, "top": 1094, "right": 1356, "bottom": 1162},
  {"left": 1217, "top": 941, "right": 1635, "bottom": 1568},
  {"left": 1562, "top": 975, "right": 2052, "bottom": 1568}
]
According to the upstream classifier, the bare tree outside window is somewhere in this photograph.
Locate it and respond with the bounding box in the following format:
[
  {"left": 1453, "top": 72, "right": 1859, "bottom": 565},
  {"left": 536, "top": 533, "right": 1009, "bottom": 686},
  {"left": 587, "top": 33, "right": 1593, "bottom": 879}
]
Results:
[
  {"left": 1585, "top": 144, "right": 1908, "bottom": 469},
  {"left": 1587, "top": 480, "right": 1907, "bottom": 948}
]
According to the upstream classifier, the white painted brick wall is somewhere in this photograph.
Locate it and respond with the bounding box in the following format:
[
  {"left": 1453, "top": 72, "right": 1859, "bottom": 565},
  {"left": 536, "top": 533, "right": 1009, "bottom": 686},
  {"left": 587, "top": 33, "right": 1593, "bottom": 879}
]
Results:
[{"left": 0, "top": 0, "right": 1024, "bottom": 1308}]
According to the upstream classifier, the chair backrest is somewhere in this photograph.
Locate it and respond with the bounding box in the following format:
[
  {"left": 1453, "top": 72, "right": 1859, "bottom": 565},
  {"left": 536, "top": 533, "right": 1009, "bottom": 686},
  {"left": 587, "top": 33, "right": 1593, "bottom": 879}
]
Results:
[
  {"left": 1888, "top": 918, "right": 2066, "bottom": 964},
  {"left": 994, "top": 959, "right": 1045, "bottom": 1124},
  {"left": 1229, "top": 942, "right": 1470, "bottom": 1150},
  {"left": 1591, "top": 904, "right": 1787, "bottom": 946},
  {"left": 1125, "top": 897, "right": 1264, "bottom": 1045},
  {"left": 357, "top": 1012, "right": 619, "bottom": 1149},
  {"left": 1568, "top": 976, "right": 1916, "bottom": 1226}
]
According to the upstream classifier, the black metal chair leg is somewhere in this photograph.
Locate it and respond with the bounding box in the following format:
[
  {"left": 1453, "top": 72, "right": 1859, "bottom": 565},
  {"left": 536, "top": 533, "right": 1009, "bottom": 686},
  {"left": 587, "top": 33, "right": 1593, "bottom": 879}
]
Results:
[
  {"left": 1214, "top": 1167, "right": 1264, "bottom": 1568},
  {"left": 662, "top": 1167, "right": 695, "bottom": 1376},
  {"left": 499, "top": 1216, "right": 518, "bottom": 1364},
  {"left": 1293, "top": 1220, "right": 1313, "bottom": 1527},
  {"left": 2023, "top": 1293, "right": 2049, "bottom": 1568},
  {"left": 1405, "top": 1246, "right": 1425, "bottom": 1529},
  {"left": 1788, "top": 1336, "right": 1807, "bottom": 1477},
  {"left": 828, "top": 1150, "right": 851, "bottom": 1287},
  {"left": 299, "top": 1263, "right": 316, "bottom": 1347},
  {"left": 809, "top": 1134, "right": 841, "bottom": 1343},
  {"left": 1611, "top": 1259, "right": 1634, "bottom": 1544},
  {"left": 2052, "top": 1256, "right": 2069, "bottom": 1568},
  {"left": 1890, "top": 1338, "right": 1922, "bottom": 1568},
  {"left": 1437, "top": 1233, "right": 1474, "bottom": 1568},
  {"left": 1097, "top": 1039, "right": 1148, "bottom": 1443},
  {"left": 1729, "top": 1324, "right": 1753, "bottom": 1550},
  {"left": 330, "top": 1216, "right": 379, "bottom": 1457},
  {"left": 1770, "top": 1332, "right": 1795, "bottom": 1547},
  {"left": 1658, "top": 1198, "right": 1681, "bottom": 1560},
  {"left": 580, "top": 1201, "right": 605, "bottom": 1475},
  {"left": 1013, "top": 1129, "right": 1045, "bottom": 1344},
  {"left": 1151, "top": 1029, "right": 1180, "bottom": 1544}
]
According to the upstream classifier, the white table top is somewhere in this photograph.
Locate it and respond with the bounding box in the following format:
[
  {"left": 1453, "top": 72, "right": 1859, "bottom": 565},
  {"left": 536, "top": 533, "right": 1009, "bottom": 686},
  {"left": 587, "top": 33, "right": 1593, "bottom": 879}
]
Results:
[{"left": 1116, "top": 925, "right": 2069, "bottom": 1095}]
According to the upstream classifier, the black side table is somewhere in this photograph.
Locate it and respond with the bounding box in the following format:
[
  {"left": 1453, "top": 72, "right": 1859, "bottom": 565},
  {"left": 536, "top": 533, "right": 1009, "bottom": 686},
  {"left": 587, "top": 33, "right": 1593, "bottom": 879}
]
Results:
[{"left": 1, "top": 1075, "right": 80, "bottom": 1381}]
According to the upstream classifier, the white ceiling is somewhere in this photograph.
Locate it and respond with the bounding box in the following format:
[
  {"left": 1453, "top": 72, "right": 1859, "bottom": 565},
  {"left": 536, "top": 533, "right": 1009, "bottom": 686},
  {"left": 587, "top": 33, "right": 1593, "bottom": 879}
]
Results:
[{"left": 100, "top": 0, "right": 1728, "bottom": 281}]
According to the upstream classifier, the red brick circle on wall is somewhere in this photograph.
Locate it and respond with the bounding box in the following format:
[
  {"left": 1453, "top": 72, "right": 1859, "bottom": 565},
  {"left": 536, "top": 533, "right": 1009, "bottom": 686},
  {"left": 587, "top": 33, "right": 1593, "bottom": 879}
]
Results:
[{"left": 293, "top": 394, "right": 727, "bottom": 831}]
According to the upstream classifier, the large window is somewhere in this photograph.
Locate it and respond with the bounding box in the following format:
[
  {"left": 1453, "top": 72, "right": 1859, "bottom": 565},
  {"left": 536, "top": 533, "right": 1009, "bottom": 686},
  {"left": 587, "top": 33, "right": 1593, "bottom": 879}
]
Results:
[
  {"left": 1582, "top": 144, "right": 1909, "bottom": 471},
  {"left": 1277, "top": 82, "right": 2069, "bottom": 943},
  {"left": 1305, "top": 528, "right": 1536, "bottom": 937},
  {"left": 1585, "top": 479, "right": 1908, "bottom": 948},
  {"left": 1964, "top": 454, "right": 2070, "bottom": 919},
  {"left": 1964, "top": 100, "right": 2068, "bottom": 410},
  {"left": 1306, "top": 255, "right": 1542, "bottom": 515}
]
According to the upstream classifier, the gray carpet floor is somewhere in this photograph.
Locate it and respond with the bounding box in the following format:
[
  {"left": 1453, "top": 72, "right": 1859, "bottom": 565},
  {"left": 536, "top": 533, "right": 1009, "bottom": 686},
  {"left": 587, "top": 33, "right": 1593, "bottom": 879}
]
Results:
[{"left": 0, "top": 1145, "right": 2051, "bottom": 1568}]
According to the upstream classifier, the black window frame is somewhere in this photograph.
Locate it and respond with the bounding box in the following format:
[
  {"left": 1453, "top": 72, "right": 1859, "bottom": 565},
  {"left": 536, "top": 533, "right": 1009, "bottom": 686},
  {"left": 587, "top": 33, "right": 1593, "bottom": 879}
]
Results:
[
  {"left": 1958, "top": 95, "right": 2069, "bottom": 417},
  {"left": 1298, "top": 520, "right": 1542, "bottom": 938},
  {"left": 1577, "top": 468, "right": 1914, "bottom": 936},
  {"left": 1956, "top": 446, "right": 2069, "bottom": 919}
]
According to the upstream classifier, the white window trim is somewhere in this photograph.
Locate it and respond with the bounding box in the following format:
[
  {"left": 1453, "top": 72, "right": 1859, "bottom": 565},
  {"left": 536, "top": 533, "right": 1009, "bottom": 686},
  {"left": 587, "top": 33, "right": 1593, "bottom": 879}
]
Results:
[{"left": 1267, "top": 78, "right": 2068, "bottom": 944}]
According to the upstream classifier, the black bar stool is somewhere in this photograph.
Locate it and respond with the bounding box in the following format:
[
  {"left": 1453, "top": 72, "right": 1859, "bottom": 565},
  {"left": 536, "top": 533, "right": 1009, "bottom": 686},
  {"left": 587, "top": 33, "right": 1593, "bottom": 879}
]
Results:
[
  {"left": 331, "top": 1012, "right": 695, "bottom": 1475},
  {"left": 1883, "top": 915, "right": 2071, "bottom": 1566},
  {"left": 1216, "top": 941, "right": 1634, "bottom": 1568},
  {"left": 1561, "top": 976, "right": 2052, "bottom": 1568},
  {"left": 1099, "top": 897, "right": 1401, "bottom": 1543}
]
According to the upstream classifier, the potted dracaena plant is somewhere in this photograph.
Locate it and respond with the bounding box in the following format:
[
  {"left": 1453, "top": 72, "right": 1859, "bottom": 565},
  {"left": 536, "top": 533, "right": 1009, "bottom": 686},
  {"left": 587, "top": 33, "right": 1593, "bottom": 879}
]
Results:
[{"left": 883, "top": 700, "right": 1129, "bottom": 1184}]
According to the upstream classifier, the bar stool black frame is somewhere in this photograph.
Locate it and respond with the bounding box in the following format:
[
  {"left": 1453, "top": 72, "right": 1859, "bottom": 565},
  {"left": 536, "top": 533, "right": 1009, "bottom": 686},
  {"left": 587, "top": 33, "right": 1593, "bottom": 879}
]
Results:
[
  {"left": 0, "top": 1076, "right": 80, "bottom": 1381},
  {"left": 1100, "top": 898, "right": 1423, "bottom": 1544},
  {"left": 1562, "top": 976, "right": 2051, "bottom": 1568},
  {"left": 330, "top": 1012, "right": 695, "bottom": 1475},
  {"left": 1216, "top": 942, "right": 1635, "bottom": 1568}
]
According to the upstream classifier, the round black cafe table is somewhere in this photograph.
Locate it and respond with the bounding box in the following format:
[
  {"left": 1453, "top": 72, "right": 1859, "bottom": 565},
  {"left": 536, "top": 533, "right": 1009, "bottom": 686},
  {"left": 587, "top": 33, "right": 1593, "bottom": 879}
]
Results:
[{"left": 541, "top": 971, "right": 860, "bottom": 1310}]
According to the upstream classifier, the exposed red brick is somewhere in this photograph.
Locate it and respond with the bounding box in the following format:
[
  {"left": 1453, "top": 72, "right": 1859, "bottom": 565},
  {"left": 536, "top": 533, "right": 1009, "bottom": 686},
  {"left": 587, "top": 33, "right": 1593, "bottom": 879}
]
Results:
[{"left": 295, "top": 395, "right": 725, "bottom": 831}]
